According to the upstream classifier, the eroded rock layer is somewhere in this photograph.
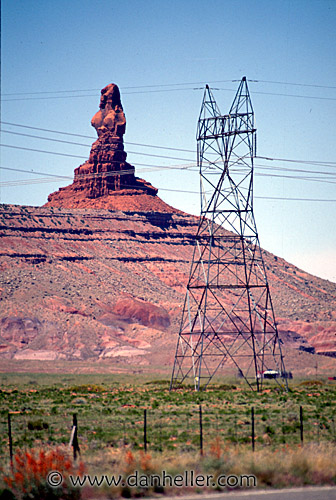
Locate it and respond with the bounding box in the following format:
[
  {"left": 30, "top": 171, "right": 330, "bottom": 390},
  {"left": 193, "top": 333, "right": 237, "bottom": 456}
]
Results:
[{"left": 0, "top": 204, "right": 336, "bottom": 375}]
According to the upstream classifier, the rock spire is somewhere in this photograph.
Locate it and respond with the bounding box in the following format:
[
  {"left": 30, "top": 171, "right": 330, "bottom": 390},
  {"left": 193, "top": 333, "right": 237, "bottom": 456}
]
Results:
[{"left": 44, "top": 83, "right": 176, "bottom": 211}]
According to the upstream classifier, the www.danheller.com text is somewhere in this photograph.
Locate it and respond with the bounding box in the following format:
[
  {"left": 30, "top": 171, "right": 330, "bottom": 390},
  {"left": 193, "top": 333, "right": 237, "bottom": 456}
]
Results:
[{"left": 47, "top": 470, "right": 257, "bottom": 489}]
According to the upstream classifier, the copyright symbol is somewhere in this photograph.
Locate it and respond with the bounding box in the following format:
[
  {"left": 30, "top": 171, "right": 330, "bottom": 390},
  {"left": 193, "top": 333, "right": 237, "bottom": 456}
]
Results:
[{"left": 47, "top": 471, "right": 63, "bottom": 487}]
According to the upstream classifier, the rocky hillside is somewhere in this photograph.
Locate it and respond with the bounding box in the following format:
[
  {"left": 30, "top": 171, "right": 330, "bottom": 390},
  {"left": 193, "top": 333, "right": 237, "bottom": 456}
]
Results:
[
  {"left": 0, "top": 203, "right": 335, "bottom": 376},
  {"left": 1, "top": 83, "right": 335, "bottom": 377}
]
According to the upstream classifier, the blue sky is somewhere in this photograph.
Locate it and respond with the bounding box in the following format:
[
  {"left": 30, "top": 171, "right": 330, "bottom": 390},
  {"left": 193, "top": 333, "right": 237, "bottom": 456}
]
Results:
[{"left": 1, "top": 0, "right": 336, "bottom": 282}]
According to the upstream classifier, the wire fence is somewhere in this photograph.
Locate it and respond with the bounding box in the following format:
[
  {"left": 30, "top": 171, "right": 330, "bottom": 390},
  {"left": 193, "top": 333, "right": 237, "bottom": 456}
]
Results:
[{"left": 3, "top": 404, "right": 336, "bottom": 465}]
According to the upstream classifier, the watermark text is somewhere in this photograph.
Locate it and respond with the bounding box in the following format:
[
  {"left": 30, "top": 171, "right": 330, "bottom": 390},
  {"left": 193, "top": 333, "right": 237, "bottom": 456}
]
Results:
[{"left": 47, "top": 470, "right": 257, "bottom": 489}]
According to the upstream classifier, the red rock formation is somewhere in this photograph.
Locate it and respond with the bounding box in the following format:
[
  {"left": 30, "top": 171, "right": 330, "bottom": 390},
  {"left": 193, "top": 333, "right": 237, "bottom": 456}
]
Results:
[
  {"left": 112, "top": 297, "right": 171, "bottom": 329},
  {"left": 45, "top": 84, "right": 174, "bottom": 211},
  {"left": 0, "top": 204, "right": 336, "bottom": 371}
]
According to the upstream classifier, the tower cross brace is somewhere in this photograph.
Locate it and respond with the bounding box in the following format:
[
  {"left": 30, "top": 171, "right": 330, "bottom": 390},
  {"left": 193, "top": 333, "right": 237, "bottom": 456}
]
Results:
[{"left": 170, "top": 77, "right": 287, "bottom": 391}]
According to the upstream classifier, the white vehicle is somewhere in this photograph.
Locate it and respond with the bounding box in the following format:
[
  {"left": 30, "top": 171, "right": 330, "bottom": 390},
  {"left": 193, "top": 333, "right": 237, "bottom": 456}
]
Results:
[{"left": 256, "top": 370, "right": 279, "bottom": 379}]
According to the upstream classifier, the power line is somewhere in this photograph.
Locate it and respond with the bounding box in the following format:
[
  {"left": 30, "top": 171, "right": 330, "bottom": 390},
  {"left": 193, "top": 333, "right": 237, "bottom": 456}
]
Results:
[
  {"left": 251, "top": 79, "right": 336, "bottom": 90},
  {"left": 0, "top": 121, "right": 96, "bottom": 142},
  {"left": 2, "top": 142, "right": 336, "bottom": 185},
  {"left": 1, "top": 173, "right": 335, "bottom": 202},
  {"left": 2, "top": 121, "right": 336, "bottom": 167},
  {"left": 255, "top": 164, "right": 336, "bottom": 177},
  {"left": 2, "top": 89, "right": 101, "bottom": 96},
  {"left": 0, "top": 161, "right": 196, "bottom": 181},
  {"left": 256, "top": 196, "right": 336, "bottom": 202},
  {"left": 1, "top": 121, "right": 196, "bottom": 153},
  {"left": 0, "top": 162, "right": 196, "bottom": 175},
  {"left": 1, "top": 94, "right": 101, "bottom": 102},
  {"left": 2, "top": 162, "right": 336, "bottom": 192},
  {"left": 1, "top": 167, "right": 336, "bottom": 202},
  {"left": 1, "top": 129, "right": 92, "bottom": 148},
  {"left": 257, "top": 155, "right": 336, "bottom": 167},
  {"left": 1, "top": 81, "right": 236, "bottom": 96},
  {"left": 0, "top": 144, "right": 88, "bottom": 159},
  {"left": 1, "top": 87, "right": 201, "bottom": 101},
  {"left": 0, "top": 165, "right": 136, "bottom": 181},
  {"left": 3, "top": 130, "right": 335, "bottom": 178},
  {"left": 254, "top": 172, "right": 336, "bottom": 184},
  {"left": 0, "top": 131, "right": 194, "bottom": 162},
  {"left": 3, "top": 86, "right": 336, "bottom": 102},
  {"left": 0, "top": 144, "right": 199, "bottom": 169},
  {"left": 1, "top": 121, "right": 97, "bottom": 139},
  {"left": 2, "top": 78, "right": 336, "bottom": 96},
  {"left": 1, "top": 142, "right": 336, "bottom": 185},
  {"left": 3, "top": 161, "right": 335, "bottom": 186},
  {"left": 1, "top": 166, "right": 72, "bottom": 179},
  {"left": 217, "top": 88, "right": 336, "bottom": 101}
]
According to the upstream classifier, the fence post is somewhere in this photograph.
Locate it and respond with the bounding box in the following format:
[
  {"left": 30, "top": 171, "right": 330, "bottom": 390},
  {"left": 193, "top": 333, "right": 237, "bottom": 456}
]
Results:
[
  {"left": 199, "top": 404, "right": 203, "bottom": 455},
  {"left": 251, "top": 407, "right": 255, "bottom": 452},
  {"left": 234, "top": 415, "right": 238, "bottom": 445},
  {"left": 300, "top": 406, "right": 303, "bottom": 444},
  {"left": 8, "top": 412, "right": 13, "bottom": 468},
  {"left": 144, "top": 409, "right": 147, "bottom": 452},
  {"left": 72, "top": 413, "right": 80, "bottom": 460},
  {"left": 158, "top": 416, "right": 162, "bottom": 453}
]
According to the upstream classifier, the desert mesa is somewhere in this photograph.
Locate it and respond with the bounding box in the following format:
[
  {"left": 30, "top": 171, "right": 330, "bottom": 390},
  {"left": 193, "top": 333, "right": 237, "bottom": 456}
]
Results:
[{"left": 0, "top": 84, "right": 335, "bottom": 376}]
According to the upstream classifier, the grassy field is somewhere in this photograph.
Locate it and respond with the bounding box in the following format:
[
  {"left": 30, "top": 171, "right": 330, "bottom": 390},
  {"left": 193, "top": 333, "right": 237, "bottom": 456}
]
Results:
[
  {"left": 1, "top": 373, "right": 335, "bottom": 497},
  {"left": 1, "top": 373, "right": 335, "bottom": 455}
]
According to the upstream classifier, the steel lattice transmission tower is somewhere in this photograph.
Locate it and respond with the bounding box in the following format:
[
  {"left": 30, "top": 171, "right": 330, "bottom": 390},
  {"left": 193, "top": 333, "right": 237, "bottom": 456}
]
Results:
[{"left": 170, "top": 77, "right": 287, "bottom": 391}]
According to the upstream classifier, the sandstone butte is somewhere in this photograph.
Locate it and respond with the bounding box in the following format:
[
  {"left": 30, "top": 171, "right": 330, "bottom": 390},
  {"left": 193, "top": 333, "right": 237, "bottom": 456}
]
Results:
[
  {"left": 0, "top": 84, "right": 336, "bottom": 376},
  {"left": 44, "top": 83, "right": 179, "bottom": 213}
]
